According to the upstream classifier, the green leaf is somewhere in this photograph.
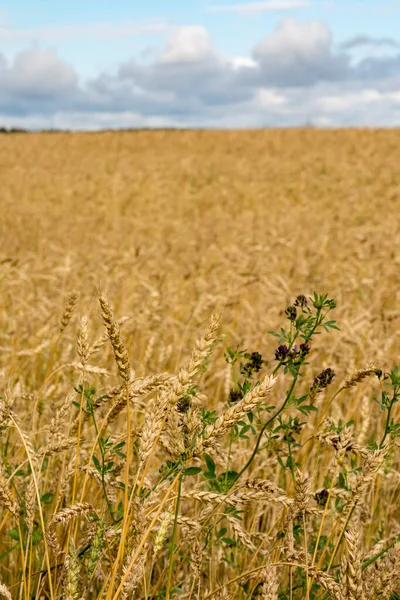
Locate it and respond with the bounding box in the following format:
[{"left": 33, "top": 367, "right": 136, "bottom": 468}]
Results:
[
  {"left": 0, "top": 544, "right": 19, "bottom": 561},
  {"left": 113, "top": 441, "right": 126, "bottom": 450},
  {"left": 218, "top": 471, "right": 238, "bottom": 484},
  {"left": 222, "top": 537, "right": 236, "bottom": 546},
  {"left": 40, "top": 493, "right": 54, "bottom": 505},
  {"left": 240, "top": 425, "right": 251, "bottom": 436},
  {"left": 92, "top": 456, "right": 102, "bottom": 473},
  {"left": 298, "top": 405, "right": 318, "bottom": 415},
  {"left": 261, "top": 405, "right": 275, "bottom": 413},
  {"left": 338, "top": 472, "right": 347, "bottom": 489},
  {"left": 8, "top": 528, "right": 20, "bottom": 541},
  {"left": 184, "top": 467, "right": 202, "bottom": 477},
  {"left": 32, "top": 530, "right": 43, "bottom": 546},
  {"left": 296, "top": 394, "right": 309, "bottom": 405},
  {"left": 217, "top": 527, "right": 227, "bottom": 539},
  {"left": 205, "top": 454, "right": 215, "bottom": 474},
  {"left": 323, "top": 320, "right": 340, "bottom": 332}
]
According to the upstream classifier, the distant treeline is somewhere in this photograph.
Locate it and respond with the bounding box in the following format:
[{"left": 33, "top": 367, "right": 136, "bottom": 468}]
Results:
[
  {"left": 0, "top": 126, "right": 29, "bottom": 133},
  {"left": 0, "top": 125, "right": 319, "bottom": 134},
  {"left": 0, "top": 127, "right": 206, "bottom": 134},
  {"left": 0, "top": 126, "right": 239, "bottom": 134},
  {"left": 0, "top": 127, "right": 71, "bottom": 133}
]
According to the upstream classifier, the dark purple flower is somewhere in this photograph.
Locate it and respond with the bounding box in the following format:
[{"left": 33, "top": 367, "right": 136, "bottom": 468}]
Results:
[
  {"left": 275, "top": 344, "right": 289, "bottom": 361},
  {"left": 315, "top": 489, "right": 329, "bottom": 507},
  {"left": 228, "top": 388, "right": 244, "bottom": 403},
  {"left": 285, "top": 305, "right": 297, "bottom": 321},
  {"left": 294, "top": 294, "right": 308, "bottom": 308},
  {"left": 241, "top": 351, "right": 264, "bottom": 376},
  {"left": 310, "top": 368, "right": 335, "bottom": 392},
  {"left": 299, "top": 342, "right": 311, "bottom": 357}
]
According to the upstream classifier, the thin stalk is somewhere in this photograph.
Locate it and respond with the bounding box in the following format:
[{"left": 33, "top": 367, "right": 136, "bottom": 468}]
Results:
[
  {"left": 165, "top": 473, "right": 183, "bottom": 600},
  {"left": 362, "top": 535, "right": 400, "bottom": 570},
  {"left": 234, "top": 374, "right": 299, "bottom": 484},
  {"left": 303, "top": 512, "right": 310, "bottom": 600},
  {"left": 9, "top": 415, "right": 54, "bottom": 600},
  {"left": 307, "top": 473, "right": 337, "bottom": 592},
  {"left": 89, "top": 408, "right": 116, "bottom": 522},
  {"left": 380, "top": 398, "right": 395, "bottom": 448}
]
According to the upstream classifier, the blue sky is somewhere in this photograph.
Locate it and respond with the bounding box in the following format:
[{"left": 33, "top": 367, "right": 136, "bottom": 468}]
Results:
[{"left": 1, "top": 0, "right": 400, "bottom": 128}]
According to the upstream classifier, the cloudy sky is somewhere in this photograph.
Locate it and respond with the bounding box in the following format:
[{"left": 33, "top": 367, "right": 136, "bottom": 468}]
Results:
[{"left": 1, "top": 0, "right": 400, "bottom": 129}]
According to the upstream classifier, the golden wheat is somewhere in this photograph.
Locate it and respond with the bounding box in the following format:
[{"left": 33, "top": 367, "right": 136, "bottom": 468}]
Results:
[{"left": 0, "top": 129, "right": 400, "bottom": 599}]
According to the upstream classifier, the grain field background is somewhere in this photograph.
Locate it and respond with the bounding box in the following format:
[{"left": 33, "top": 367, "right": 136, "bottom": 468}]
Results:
[{"left": 0, "top": 128, "right": 400, "bottom": 600}]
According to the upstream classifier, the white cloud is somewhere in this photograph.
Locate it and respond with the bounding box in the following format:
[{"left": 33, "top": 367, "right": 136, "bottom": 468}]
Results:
[
  {"left": 387, "top": 91, "right": 400, "bottom": 102},
  {"left": 313, "top": 88, "right": 400, "bottom": 114},
  {"left": 315, "top": 89, "right": 381, "bottom": 112},
  {"left": 4, "top": 48, "right": 78, "bottom": 96},
  {"left": 159, "top": 26, "right": 216, "bottom": 64},
  {"left": 1, "top": 18, "right": 400, "bottom": 129},
  {"left": 256, "top": 88, "right": 288, "bottom": 107},
  {"left": 254, "top": 18, "right": 331, "bottom": 62},
  {"left": 252, "top": 18, "right": 348, "bottom": 85},
  {"left": 0, "top": 19, "right": 170, "bottom": 44},
  {"left": 311, "top": 115, "right": 333, "bottom": 126},
  {"left": 207, "top": 1, "right": 311, "bottom": 14},
  {"left": 230, "top": 56, "right": 257, "bottom": 69}
]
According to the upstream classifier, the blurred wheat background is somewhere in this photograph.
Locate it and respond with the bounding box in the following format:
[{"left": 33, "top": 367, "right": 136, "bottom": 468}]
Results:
[{"left": 2, "top": 129, "right": 400, "bottom": 368}]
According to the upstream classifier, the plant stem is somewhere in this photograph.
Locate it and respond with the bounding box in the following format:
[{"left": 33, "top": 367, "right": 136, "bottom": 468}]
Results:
[
  {"left": 380, "top": 398, "right": 395, "bottom": 448},
  {"left": 165, "top": 472, "right": 183, "bottom": 600},
  {"left": 233, "top": 374, "right": 299, "bottom": 484},
  {"left": 90, "top": 409, "right": 116, "bottom": 522}
]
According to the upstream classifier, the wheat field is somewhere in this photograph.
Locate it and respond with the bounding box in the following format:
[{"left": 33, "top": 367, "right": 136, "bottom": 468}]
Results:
[{"left": 0, "top": 128, "right": 400, "bottom": 599}]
